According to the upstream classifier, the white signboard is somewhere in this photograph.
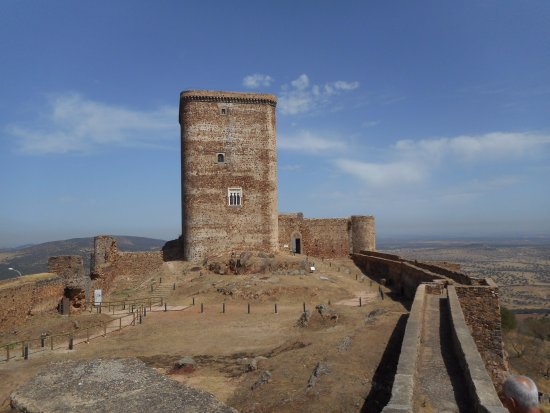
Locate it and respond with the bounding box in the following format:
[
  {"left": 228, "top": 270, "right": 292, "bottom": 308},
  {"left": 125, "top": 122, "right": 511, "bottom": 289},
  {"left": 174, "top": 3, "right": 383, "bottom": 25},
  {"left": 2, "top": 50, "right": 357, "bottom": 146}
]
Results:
[{"left": 94, "top": 289, "right": 103, "bottom": 305}]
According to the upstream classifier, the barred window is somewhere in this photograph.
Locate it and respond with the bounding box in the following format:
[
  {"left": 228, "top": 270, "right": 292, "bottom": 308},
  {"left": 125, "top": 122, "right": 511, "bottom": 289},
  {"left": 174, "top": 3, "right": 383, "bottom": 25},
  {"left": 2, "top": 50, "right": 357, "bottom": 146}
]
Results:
[{"left": 228, "top": 187, "right": 242, "bottom": 206}]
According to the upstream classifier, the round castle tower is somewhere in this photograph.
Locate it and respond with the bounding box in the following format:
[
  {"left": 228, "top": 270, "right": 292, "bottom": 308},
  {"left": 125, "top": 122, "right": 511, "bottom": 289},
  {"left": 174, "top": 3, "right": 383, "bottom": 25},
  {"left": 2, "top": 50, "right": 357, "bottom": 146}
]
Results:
[
  {"left": 180, "top": 90, "right": 278, "bottom": 260},
  {"left": 350, "top": 215, "right": 376, "bottom": 253}
]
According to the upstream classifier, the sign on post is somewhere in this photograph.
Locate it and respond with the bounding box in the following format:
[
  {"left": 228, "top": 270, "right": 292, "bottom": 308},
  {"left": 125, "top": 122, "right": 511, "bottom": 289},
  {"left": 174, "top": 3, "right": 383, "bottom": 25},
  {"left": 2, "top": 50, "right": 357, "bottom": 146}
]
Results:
[{"left": 94, "top": 289, "right": 103, "bottom": 306}]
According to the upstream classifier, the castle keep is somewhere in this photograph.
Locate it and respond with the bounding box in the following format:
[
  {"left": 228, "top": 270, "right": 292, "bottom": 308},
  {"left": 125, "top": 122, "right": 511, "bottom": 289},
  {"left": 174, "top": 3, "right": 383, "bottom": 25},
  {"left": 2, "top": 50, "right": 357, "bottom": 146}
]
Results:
[{"left": 179, "top": 90, "right": 375, "bottom": 260}]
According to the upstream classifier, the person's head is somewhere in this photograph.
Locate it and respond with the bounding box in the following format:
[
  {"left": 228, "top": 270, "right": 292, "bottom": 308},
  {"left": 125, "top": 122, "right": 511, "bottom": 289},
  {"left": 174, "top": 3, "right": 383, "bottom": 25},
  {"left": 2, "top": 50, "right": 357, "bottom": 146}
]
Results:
[{"left": 502, "top": 375, "right": 540, "bottom": 413}]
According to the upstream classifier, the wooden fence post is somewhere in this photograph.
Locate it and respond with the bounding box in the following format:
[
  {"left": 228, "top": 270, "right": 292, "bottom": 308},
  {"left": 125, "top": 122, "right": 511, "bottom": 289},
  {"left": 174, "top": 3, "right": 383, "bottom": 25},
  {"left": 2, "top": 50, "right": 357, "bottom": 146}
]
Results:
[
  {"left": 6, "top": 346, "right": 10, "bottom": 362},
  {"left": 275, "top": 303, "right": 278, "bottom": 314},
  {"left": 24, "top": 343, "right": 29, "bottom": 360},
  {"left": 69, "top": 335, "right": 74, "bottom": 350},
  {"left": 103, "top": 323, "right": 107, "bottom": 337},
  {"left": 247, "top": 303, "right": 250, "bottom": 314},
  {"left": 119, "top": 318, "right": 122, "bottom": 330},
  {"left": 200, "top": 303, "right": 204, "bottom": 313},
  {"left": 222, "top": 303, "right": 225, "bottom": 314}
]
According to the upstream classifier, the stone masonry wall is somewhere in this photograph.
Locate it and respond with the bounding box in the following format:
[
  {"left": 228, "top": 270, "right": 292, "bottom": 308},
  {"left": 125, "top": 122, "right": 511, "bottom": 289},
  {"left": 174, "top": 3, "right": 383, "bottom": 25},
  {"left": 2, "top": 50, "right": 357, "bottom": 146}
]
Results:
[
  {"left": 352, "top": 250, "right": 507, "bottom": 379},
  {"left": 0, "top": 275, "right": 64, "bottom": 330},
  {"left": 181, "top": 90, "right": 278, "bottom": 260},
  {"left": 48, "top": 255, "right": 85, "bottom": 289},
  {"left": 455, "top": 285, "right": 507, "bottom": 384},
  {"left": 91, "top": 235, "right": 164, "bottom": 293},
  {"left": 278, "top": 213, "right": 375, "bottom": 258}
]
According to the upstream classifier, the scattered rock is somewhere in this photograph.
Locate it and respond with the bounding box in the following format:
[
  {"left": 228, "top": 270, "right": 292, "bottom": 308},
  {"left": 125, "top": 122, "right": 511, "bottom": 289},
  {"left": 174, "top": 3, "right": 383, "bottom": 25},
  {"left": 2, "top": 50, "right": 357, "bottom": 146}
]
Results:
[
  {"left": 306, "top": 362, "right": 330, "bottom": 392},
  {"left": 190, "top": 266, "right": 201, "bottom": 272},
  {"left": 315, "top": 304, "right": 339, "bottom": 321},
  {"left": 174, "top": 356, "right": 197, "bottom": 373},
  {"left": 337, "top": 336, "right": 352, "bottom": 352},
  {"left": 72, "top": 320, "right": 80, "bottom": 330},
  {"left": 365, "top": 308, "right": 386, "bottom": 324},
  {"left": 251, "top": 370, "right": 272, "bottom": 390},
  {"left": 296, "top": 310, "right": 311, "bottom": 327}
]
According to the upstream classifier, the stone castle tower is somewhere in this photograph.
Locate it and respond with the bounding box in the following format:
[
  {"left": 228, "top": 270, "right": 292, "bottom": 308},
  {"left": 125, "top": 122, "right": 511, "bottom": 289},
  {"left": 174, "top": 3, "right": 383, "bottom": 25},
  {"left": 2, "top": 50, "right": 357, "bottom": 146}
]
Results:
[{"left": 180, "top": 90, "right": 279, "bottom": 260}]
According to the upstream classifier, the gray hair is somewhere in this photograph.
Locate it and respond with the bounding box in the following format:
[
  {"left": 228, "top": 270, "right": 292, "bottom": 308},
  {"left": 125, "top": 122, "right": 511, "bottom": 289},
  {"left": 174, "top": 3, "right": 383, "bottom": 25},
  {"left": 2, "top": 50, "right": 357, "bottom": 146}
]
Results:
[{"left": 503, "top": 375, "right": 539, "bottom": 408}]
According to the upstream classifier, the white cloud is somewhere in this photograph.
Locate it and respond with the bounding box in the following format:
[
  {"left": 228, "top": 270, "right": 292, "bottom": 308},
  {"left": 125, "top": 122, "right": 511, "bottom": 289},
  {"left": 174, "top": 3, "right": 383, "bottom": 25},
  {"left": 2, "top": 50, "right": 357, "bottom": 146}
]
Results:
[
  {"left": 278, "top": 130, "right": 346, "bottom": 153},
  {"left": 278, "top": 74, "right": 360, "bottom": 115},
  {"left": 395, "top": 132, "right": 550, "bottom": 162},
  {"left": 334, "top": 159, "right": 426, "bottom": 187},
  {"left": 242, "top": 73, "right": 274, "bottom": 89},
  {"left": 7, "top": 93, "right": 178, "bottom": 154},
  {"left": 334, "top": 132, "right": 550, "bottom": 189}
]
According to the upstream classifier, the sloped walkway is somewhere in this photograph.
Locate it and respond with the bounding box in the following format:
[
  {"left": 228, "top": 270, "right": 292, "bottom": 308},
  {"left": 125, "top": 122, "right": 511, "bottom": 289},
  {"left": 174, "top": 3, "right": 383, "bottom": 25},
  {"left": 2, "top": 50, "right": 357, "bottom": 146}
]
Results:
[{"left": 414, "top": 293, "right": 470, "bottom": 412}]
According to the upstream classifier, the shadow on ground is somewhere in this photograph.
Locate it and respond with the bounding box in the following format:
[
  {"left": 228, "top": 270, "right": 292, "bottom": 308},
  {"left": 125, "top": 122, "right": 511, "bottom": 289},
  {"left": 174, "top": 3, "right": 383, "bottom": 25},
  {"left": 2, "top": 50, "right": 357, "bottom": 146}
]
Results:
[{"left": 361, "top": 314, "right": 408, "bottom": 413}]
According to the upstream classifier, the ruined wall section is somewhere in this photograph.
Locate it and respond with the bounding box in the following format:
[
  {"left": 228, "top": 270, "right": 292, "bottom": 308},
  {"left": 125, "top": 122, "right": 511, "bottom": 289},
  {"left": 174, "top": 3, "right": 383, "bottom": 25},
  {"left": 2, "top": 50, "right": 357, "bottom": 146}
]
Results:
[
  {"left": 181, "top": 90, "right": 278, "bottom": 260},
  {"left": 0, "top": 275, "right": 64, "bottom": 330},
  {"left": 48, "top": 255, "right": 86, "bottom": 290},
  {"left": 90, "top": 235, "right": 164, "bottom": 293},
  {"left": 48, "top": 255, "right": 88, "bottom": 310}
]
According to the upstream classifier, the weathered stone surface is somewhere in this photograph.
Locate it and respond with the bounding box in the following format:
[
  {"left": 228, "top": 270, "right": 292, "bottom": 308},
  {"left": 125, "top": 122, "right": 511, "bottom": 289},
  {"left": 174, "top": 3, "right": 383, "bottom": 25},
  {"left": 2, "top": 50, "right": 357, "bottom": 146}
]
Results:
[
  {"left": 251, "top": 370, "right": 271, "bottom": 390},
  {"left": 278, "top": 213, "right": 375, "bottom": 258},
  {"left": 10, "top": 358, "right": 236, "bottom": 413},
  {"left": 296, "top": 310, "right": 311, "bottom": 327},
  {"left": 306, "top": 362, "right": 330, "bottom": 392},
  {"left": 315, "top": 304, "right": 338, "bottom": 321},
  {"left": 175, "top": 356, "right": 197, "bottom": 372},
  {"left": 0, "top": 274, "right": 64, "bottom": 330}
]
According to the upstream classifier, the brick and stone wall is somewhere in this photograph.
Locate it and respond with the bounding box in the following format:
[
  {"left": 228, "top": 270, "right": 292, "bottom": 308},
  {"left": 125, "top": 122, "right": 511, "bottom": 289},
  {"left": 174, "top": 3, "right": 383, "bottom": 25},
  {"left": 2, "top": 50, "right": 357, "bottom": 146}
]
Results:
[
  {"left": 278, "top": 213, "right": 375, "bottom": 258},
  {"left": 180, "top": 90, "right": 278, "bottom": 260},
  {"left": 352, "top": 250, "right": 506, "bottom": 379},
  {"left": 0, "top": 274, "right": 64, "bottom": 330},
  {"left": 455, "top": 284, "right": 507, "bottom": 383},
  {"left": 91, "top": 235, "right": 164, "bottom": 293},
  {"left": 48, "top": 255, "right": 85, "bottom": 289}
]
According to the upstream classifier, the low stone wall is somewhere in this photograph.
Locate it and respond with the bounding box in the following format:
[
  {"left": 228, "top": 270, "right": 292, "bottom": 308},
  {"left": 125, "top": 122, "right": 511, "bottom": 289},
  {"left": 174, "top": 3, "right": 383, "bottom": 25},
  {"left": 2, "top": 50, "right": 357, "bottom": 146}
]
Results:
[
  {"left": 382, "top": 284, "right": 426, "bottom": 412},
  {"left": 0, "top": 274, "right": 64, "bottom": 330},
  {"left": 352, "top": 253, "right": 439, "bottom": 299},
  {"left": 447, "top": 286, "right": 507, "bottom": 413}
]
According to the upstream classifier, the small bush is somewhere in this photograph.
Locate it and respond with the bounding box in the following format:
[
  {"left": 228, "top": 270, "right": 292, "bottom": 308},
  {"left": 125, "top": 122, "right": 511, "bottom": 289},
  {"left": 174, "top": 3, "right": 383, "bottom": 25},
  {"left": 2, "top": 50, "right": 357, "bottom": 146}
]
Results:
[{"left": 501, "top": 306, "right": 517, "bottom": 332}]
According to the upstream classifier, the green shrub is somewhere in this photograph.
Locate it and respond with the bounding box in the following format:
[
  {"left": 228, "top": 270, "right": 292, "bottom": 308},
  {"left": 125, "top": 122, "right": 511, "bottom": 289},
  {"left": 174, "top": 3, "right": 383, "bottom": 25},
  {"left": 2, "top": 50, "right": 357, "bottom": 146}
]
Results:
[{"left": 501, "top": 306, "right": 517, "bottom": 332}]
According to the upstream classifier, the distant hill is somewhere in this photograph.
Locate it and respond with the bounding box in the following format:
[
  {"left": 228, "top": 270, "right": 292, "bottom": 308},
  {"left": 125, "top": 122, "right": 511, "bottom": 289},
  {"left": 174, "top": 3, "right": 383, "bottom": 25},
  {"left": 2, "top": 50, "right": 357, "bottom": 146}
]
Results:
[{"left": 0, "top": 236, "right": 166, "bottom": 281}]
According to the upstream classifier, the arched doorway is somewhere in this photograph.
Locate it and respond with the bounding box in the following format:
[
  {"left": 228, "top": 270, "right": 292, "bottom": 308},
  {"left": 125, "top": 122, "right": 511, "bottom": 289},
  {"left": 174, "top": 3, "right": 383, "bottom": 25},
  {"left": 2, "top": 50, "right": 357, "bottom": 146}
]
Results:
[{"left": 291, "top": 232, "right": 302, "bottom": 254}]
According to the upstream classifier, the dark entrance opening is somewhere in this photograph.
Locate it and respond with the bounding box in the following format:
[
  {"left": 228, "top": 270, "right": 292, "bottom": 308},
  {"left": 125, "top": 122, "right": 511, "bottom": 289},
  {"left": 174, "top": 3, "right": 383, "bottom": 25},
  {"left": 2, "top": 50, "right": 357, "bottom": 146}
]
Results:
[{"left": 295, "top": 238, "right": 301, "bottom": 254}]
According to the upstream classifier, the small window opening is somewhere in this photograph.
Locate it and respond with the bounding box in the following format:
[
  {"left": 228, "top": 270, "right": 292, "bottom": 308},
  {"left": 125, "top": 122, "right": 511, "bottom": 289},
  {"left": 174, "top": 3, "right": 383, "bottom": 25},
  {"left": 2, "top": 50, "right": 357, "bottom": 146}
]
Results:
[
  {"left": 228, "top": 187, "right": 242, "bottom": 206},
  {"left": 217, "top": 153, "right": 225, "bottom": 163},
  {"left": 220, "top": 107, "right": 228, "bottom": 115}
]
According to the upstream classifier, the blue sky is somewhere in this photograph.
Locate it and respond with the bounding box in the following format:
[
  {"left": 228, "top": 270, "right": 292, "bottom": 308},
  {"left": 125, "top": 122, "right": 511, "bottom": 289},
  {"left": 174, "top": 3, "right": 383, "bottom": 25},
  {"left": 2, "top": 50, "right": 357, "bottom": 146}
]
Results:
[{"left": 1, "top": 1, "right": 550, "bottom": 247}]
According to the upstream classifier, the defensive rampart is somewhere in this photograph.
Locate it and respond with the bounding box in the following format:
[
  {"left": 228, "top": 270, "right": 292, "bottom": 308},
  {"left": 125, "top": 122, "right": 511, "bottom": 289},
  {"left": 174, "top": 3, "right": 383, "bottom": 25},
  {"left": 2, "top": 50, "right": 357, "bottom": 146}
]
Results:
[
  {"left": 91, "top": 235, "right": 164, "bottom": 293},
  {"left": 353, "top": 251, "right": 507, "bottom": 386},
  {"left": 0, "top": 274, "right": 64, "bottom": 330},
  {"left": 278, "top": 213, "right": 375, "bottom": 258}
]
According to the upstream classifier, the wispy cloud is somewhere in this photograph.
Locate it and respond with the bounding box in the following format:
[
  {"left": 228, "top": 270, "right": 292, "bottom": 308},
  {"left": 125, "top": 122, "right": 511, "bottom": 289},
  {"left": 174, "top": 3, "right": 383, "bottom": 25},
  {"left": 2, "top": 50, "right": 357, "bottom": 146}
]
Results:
[
  {"left": 242, "top": 73, "right": 274, "bottom": 89},
  {"left": 335, "top": 132, "right": 550, "bottom": 188},
  {"left": 7, "top": 93, "right": 178, "bottom": 154},
  {"left": 334, "top": 159, "right": 427, "bottom": 187},
  {"left": 278, "top": 130, "right": 346, "bottom": 153},
  {"left": 395, "top": 132, "right": 550, "bottom": 162},
  {"left": 278, "top": 74, "right": 360, "bottom": 115}
]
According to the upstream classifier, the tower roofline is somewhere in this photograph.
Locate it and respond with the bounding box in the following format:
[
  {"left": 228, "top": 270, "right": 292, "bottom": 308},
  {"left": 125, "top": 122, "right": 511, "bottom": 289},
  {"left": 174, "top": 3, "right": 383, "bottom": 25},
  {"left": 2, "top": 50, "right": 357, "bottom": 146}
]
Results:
[{"left": 180, "top": 90, "right": 277, "bottom": 106}]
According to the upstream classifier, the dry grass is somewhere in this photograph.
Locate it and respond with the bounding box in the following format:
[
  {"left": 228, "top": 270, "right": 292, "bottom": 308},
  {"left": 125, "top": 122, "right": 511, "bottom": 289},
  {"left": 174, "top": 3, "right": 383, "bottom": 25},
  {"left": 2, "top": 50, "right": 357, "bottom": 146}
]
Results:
[{"left": 0, "top": 273, "right": 58, "bottom": 290}]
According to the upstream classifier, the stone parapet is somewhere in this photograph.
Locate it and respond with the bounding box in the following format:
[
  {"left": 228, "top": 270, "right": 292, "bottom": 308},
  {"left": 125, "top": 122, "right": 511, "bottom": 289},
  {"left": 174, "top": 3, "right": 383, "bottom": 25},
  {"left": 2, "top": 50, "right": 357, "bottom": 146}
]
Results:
[
  {"left": 382, "top": 284, "right": 426, "bottom": 412},
  {"left": 447, "top": 286, "right": 507, "bottom": 412}
]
